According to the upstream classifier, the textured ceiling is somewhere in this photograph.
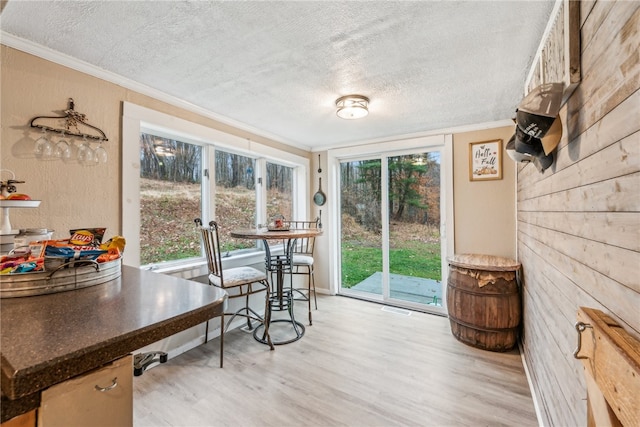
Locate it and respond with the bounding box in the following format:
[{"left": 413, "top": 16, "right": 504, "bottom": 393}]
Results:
[{"left": 0, "top": 1, "right": 555, "bottom": 150}]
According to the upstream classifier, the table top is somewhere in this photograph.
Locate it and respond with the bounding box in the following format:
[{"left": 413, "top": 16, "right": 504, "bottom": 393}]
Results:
[
  {"left": 447, "top": 253, "right": 521, "bottom": 271},
  {"left": 231, "top": 227, "right": 323, "bottom": 240},
  {"left": 1, "top": 265, "right": 226, "bottom": 419}
]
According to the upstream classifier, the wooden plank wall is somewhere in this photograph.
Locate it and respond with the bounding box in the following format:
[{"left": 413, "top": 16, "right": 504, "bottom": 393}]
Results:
[{"left": 518, "top": 1, "right": 640, "bottom": 426}]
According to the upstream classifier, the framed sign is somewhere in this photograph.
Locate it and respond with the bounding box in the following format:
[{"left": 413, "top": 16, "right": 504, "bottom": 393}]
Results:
[{"left": 469, "top": 139, "right": 502, "bottom": 181}]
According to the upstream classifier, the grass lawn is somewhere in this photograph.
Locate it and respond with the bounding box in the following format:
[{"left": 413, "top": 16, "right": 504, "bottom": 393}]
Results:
[
  {"left": 341, "top": 241, "right": 441, "bottom": 288},
  {"left": 139, "top": 179, "right": 442, "bottom": 283}
]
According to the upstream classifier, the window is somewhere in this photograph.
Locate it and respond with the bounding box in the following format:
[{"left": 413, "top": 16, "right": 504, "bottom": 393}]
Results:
[
  {"left": 266, "top": 161, "right": 293, "bottom": 220},
  {"left": 123, "top": 102, "right": 309, "bottom": 270},
  {"left": 214, "top": 150, "right": 256, "bottom": 252},
  {"left": 139, "top": 133, "right": 203, "bottom": 265},
  {"left": 139, "top": 138, "right": 299, "bottom": 266}
]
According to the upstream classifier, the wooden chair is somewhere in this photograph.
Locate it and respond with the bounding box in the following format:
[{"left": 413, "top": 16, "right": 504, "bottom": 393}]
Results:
[
  {"left": 195, "top": 219, "right": 274, "bottom": 368},
  {"left": 285, "top": 218, "right": 319, "bottom": 325}
]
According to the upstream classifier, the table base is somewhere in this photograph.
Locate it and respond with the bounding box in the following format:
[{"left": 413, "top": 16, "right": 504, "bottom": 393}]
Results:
[
  {"left": 253, "top": 319, "right": 305, "bottom": 345},
  {"left": 253, "top": 289, "right": 305, "bottom": 345}
]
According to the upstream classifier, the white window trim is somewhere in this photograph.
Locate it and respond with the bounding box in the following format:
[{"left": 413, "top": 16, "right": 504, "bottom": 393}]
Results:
[{"left": 122, "top": 102, "right": 309, "bottom": 270}]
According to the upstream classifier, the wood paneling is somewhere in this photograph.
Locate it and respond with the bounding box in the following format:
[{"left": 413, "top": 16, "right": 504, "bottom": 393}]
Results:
[
  {"left": 566, "top": 4, "right": 639, "bottom": 137},
  {"left": 518, "top": 1, "right": 640, "bottom": 426}
]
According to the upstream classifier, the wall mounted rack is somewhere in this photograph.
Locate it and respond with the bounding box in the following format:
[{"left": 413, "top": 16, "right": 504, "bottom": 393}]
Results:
[{"left": 29, "top": 98, "right": 108, "bottom": 141}]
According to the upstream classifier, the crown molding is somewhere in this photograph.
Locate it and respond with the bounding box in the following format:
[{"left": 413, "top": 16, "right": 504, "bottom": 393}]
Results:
[
  {"left": 2, "top": 32, "right": 514, "bottom": 154},
  {"left": 313, "top": 119, "right": 515, "bottom": 152},
  {"left": 1, "top": 31, "right": 309, "bottom": 151}
]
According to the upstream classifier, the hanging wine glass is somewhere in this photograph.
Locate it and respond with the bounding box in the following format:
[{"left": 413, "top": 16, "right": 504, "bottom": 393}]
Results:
[
  {"left": 77, "top": 136, "right": 94, "bottom": 165},
  {"left": 91, "top": 148, "right": 100, "bottom": 165},
  {"left": 34, "top": 128, "right": 53, "bottom": 159},
  {"left": 55, "top": 131, "right": 72, "bottom": 160},
  {"left": 94, "top": 139, "right": 108, "bottom": 164}
]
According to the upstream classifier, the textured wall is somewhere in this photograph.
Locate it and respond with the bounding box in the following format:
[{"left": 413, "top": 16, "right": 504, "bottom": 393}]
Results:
[
  {"left": 1, "top": 47, "right": 122, "bottom": 240},
  {"left": 518, "top": 1, "right": 640, "bottom": 425},
  {"left": 0, "top": 46, "right": 305, "bottom": 242}
]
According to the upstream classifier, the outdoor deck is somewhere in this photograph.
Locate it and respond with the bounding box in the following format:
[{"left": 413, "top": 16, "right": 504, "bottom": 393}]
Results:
[{"left": 351, "top": 272, "right": 443, "bottom": 306}]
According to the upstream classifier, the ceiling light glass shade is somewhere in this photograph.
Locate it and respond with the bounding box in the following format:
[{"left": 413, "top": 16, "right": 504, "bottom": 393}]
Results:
[
  {"left": 153, "top": 141, "right": 175, "bottom": 157},
  {"left": 335, "top": 95, "right": 369, "bottom": 119},
  {"left": 155, "top": 146, "right": 175, "bottom": 157}
]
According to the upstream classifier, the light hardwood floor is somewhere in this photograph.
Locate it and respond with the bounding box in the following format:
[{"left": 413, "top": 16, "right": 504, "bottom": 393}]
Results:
[{"left": 133, "top": 296, "right": 538, "bottom": 427}]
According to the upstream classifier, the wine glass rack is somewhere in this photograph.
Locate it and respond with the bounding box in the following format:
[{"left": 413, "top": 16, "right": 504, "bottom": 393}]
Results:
[{"left": 29, "top": 98, "right": 108, "bottom": 142}]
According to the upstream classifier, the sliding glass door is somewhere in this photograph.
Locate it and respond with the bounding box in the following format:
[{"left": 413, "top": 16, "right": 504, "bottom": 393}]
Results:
[
  {"left": 387, "top": 152, "right": 443, "bottom": 309},
  {"left": 339, "top": 149, "right": 445, "bottom": 314},
  {"left": 339, "top": 159, "right": 383, "bottom": 298}
]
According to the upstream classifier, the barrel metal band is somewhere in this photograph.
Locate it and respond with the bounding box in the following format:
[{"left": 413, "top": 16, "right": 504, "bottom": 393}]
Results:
[
  {"left": 448, "top": 312, "right": 519, "bottom": 333},
  {"left": 447, "top": 284, "right": 519, "bottom": 297}
]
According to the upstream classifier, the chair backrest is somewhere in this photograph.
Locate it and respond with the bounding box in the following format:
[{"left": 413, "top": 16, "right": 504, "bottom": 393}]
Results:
[
  {"left": 285, "top": 218, "right": 319, "bottom": 256},
  {"left": 194, "top": 218, "right": 223, "bottom": 283}
]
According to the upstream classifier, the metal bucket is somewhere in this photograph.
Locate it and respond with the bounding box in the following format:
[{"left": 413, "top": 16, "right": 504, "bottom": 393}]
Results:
[{"left": 0, "top": 258, "right": 122, "bottom": 298}]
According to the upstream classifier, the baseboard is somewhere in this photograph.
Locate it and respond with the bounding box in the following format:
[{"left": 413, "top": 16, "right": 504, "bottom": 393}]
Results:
[
  {"left": 519, "top": 340, "right": 545, "bottom": 427},
  {"left": 136, "top": 312, "right": 264, "bottom": 371}
]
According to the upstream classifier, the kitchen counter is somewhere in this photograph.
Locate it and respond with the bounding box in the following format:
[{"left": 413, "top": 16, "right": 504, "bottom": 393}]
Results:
[{"left": 0, "top": 265, "right": 226, "bottom": 422}]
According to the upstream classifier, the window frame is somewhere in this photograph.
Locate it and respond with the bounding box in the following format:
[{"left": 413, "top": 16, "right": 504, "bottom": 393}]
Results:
[
  {"left": 326, "top": 135, "right": 455, "bottom": 296},
  {"left": 122, "top": 102, "right": 309, "bottom": 271},
  {"left": 138, "top": 131, "right": 207, "bottom": 267}
]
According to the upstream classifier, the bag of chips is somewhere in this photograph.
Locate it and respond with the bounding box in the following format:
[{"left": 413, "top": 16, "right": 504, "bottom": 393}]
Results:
[{"left": 69, "top": 228, "right": 106, "bottom": 247}]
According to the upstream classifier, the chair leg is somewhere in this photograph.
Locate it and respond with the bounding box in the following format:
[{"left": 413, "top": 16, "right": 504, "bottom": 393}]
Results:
[
  {"left": 287, "top": 273, "right": 305, "bottom": 335},
  {"left": 288, "top": 290, "right": 304, "bottom": 336},
  {"left": 205, "top": 319, "right": 209, "bottom": 343},
  {"left": 220, "top": 313, "right": 224, "bottom": 368},
  {"left": 264, "top": 285, "right": 274, "bottom": 350},
  {"left": 244, "top": 291, "right": 253, "bottom": 330},
  {"left": 307, "top": 268, "right": 313, "bottom": 325},
  {"left": 290, "top": 267, "right": 315, "bottom": 325},
  {"left": 310, "top": 268, "right": 317, "bottom": 310}
]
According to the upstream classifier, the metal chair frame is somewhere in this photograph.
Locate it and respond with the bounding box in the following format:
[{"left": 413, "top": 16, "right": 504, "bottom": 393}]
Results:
[
  {"left": 284, "top": 218, "right": 319, "bottom": 325},
  {"left": 195, "top": 219, "right": 274, "bottom": 368}
]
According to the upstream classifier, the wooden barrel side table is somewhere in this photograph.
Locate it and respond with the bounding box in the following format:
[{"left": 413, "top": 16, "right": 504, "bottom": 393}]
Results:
[{"left": 446, "top": 254, "right": 522, "bottom": 352}]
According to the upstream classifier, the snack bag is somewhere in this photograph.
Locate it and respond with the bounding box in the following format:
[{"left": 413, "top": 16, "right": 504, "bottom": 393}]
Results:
[
  {"left": 0, "top": 253, "right": 29, "bottom": 274},
  {"left": 45, "top": 246, "right": 106, "bottom": 260},
  {"left": 96, "top": 247, "right": 122, "bottom": 263},
  {"left": 69, "top": 228, "right": 106, "bottom": 247},
  {"left": 100, "top": 236, "right": 126, "bottom": 253},
  {"left": 0, "top": 256, "right": 44, "bottom": 274},
  {"left": 28, "top": 242, "right": 47, "bottom": 259}
]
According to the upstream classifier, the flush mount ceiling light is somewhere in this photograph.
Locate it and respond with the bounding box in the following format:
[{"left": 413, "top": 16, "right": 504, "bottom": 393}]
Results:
[
  {"left": 335, "top": 95, "right": 370, "bottom": 119},
  {"left": 153, "top": 139, "right": 175, "bottom": 157}
]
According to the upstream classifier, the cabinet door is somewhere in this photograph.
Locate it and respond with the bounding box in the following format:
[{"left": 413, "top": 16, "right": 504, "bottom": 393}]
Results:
[
  {"left": 1, "top": 410, "right": 36, "bottom": 427},
  {"left": 38, "top": 355, "right": 132, "bottom": 427}
]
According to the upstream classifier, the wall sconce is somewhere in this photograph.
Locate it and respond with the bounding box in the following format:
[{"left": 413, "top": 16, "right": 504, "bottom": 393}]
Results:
[{"left": 335, "top": 95, "right": 369, "bottom": 119}]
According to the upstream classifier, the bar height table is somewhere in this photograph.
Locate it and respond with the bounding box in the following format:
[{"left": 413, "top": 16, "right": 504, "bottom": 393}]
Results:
[{"left": 230, "top": 227, "right": 322, "bottom": 344}]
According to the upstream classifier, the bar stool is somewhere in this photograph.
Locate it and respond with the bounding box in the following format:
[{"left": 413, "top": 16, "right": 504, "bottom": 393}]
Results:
[
  {"left": 285, "top": 218, "right": 319, "bottom": 325},
  {"left": 195, "top": 219, "right": 274, "bottom": 368}
]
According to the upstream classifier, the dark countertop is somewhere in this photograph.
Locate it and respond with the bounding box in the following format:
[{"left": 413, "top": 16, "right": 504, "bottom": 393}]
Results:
[{"left": 0, "top": 265, "right": 226, "bottom": 422}]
